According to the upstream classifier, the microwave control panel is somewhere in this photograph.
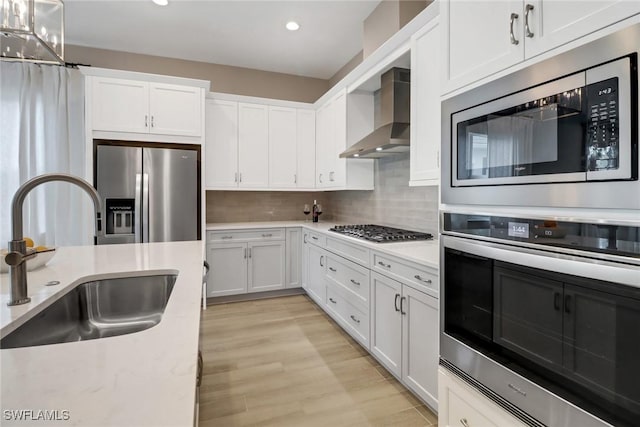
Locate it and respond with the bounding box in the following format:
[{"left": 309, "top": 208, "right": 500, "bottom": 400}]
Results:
[{"left": 587, "top": 77, "right": 619, "bottom": 171}]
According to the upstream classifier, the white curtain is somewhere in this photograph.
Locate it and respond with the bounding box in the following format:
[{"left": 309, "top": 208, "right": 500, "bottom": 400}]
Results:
[{"left": 0, "top": 61, "right": 92, "bottom": 247}]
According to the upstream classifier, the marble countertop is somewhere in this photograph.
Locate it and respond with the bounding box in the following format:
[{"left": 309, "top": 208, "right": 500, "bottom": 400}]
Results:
[
  {"left": 206, "top": 221, "right": 440, "bottom": 269},
  {"left": 0, "top": 241, "right": 204, "bottom": 427}
]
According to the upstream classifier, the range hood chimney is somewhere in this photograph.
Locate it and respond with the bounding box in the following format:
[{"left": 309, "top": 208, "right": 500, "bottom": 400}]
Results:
[{"left": 340, "top": 67, "right": 410, "bottom": 159}]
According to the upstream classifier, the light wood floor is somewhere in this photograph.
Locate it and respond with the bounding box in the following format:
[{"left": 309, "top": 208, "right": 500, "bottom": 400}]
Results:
[{"left": 199, "top": 294, "right": 438, "bottom": 427}]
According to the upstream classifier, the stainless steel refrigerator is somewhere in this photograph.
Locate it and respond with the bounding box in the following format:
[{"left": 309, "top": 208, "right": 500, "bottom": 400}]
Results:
[{"left": 94, "top": 141, "right": 200, "bottom": 245}]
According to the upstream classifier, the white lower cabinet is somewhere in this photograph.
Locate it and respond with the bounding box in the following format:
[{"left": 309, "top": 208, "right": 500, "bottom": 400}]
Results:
[
  {"left": 285, "top": 228, "right": 302, "bottom": 288},
  {"left": 205, "top": 229, "right": 286, "bottom": 297},
  {"left": 306, "top": 243, "right": 327, "bottom": 305},
  {"left": 439, "top": 367, "right": 528, "bottom": 427},
  {"left": 371, "top": 272, "right": 439, "bottom": 410}
]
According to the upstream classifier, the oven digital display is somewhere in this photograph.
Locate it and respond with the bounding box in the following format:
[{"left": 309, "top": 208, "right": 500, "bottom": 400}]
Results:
[{"left": 508, "top": 222, "right": 529, "bottom": 238}]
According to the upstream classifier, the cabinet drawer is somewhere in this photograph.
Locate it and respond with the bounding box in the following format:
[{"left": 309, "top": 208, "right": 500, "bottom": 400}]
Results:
[
  {"left": 305, "top": 230, "right": 326, "bottom": 247},
  {"left": 326, "top": 254, "right": 370, "bottom": 309},
  {"left": 371, "top": 251, "right": 438, "bottom": 296},
  {"left": 207, "top": 228, "right": 285, "bottom": 242},
  {"left": 326, "top": 282, "right": 370, "bottom": 349},
  {"left": 447, "top": 388, "right": 498, "bottom": 427},
  {"left": 326, "top": 236, "right": 370, "bottom": 266}
]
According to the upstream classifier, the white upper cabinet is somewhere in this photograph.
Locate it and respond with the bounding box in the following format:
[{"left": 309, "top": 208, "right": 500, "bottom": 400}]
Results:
[
  {"left": 205, "top": 99, "right": 238, "bottom": 188},
  {"left": 443, "top": 0, "right": 524, "bottom": 93},
  {"left": 91, "top": 78, "right": 149, "bottom": 134},
  {"left": 524, "top": 0, "right": 640, "bottom": 58},
  {"left": 410, "top": 17, "right": 441, "bottom": 186},
  {"left": 238, "top": 102, "right": 269, "bottom": 188},
  {"left": 269, "top": 106, "right": 298, "bottom": 188},
  {"left": 296, "top": 109, "right": 317, "bottom": 188},
  {"left": 443, "top": 0, "right": 640, "bottom": 94},
  {"left": 315, "top": 101, "right": 332, "bottom": 188},
  {"left": 149, "top": 83, "right": 202, "bottom": 136},
  {"left": 90, "top": 76, "right": 202, "bottom": 137}
]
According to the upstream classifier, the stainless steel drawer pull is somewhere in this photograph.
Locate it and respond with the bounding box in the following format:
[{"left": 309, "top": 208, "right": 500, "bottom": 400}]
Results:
[
  {"left": 311, "top": 236, "right": 318, "bottom": 240},
  {"left": 320, "top": 255, "right": 324, "bottom": 267},
  {"left": 151, "top": 115, "right": 155, "bottom": 127},
  {"left": 145, "top": 115, "right": 148, "bottom": 127},
  {"left": 350, "top": 279, "right": 360, "bottom": 286},
  {"left": 329, "top": 267, "right": 337, "bottom": 272},
  {"left": 525, "top": 4, "right": 534, "bottom": 38},
  {"left": 510, "top": 13, "right": 519, "bottom": 45},
  {"left": 329, "top": 297, "right": 337, "bottom": 304},
  {"left": 221, "top": 236, "right": 233, "bottom": 239},
  {"left": 350, "top": 315, "right": 360, "bottom": 324},
  {"left": 262, "top": 233, "right": 273, "bottom": 238},
  {"left": 378, "top": 261, "right": 391, "bottom": 268},
  {"left": 244, "top": 248, "right": 247, "bottom": 259},
  {"left": 460, "top": 418, "right": 470, "bottom": 427},
  {"left": 414, "top": 275, "right": 432, "bottom": 284}
]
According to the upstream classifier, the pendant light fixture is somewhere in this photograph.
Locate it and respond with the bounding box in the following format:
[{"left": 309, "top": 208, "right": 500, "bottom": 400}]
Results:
[{"left": 1, "top": 0, "right": 64, "bottom": 64}]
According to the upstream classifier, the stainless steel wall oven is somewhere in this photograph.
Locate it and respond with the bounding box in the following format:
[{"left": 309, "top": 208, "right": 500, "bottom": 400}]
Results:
[
  {"left": 441, "top": 23, "right": 640, "bottom": 209},
  {"left": 440, "top": 212, "right": 640, "bottom": 427}
]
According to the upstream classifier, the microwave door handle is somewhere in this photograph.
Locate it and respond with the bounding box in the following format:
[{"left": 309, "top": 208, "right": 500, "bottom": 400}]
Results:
[{"left": 134, "top": 173, "right": 142, "bottom": 243}]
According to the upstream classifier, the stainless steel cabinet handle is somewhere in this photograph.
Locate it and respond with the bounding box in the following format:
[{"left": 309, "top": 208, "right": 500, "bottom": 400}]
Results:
[
  {"left": 378, "top": 261, "right": 391, "bottom": 268},
  {"left": 145, "top": 115, "right": 148, "bottom": 127},
  {"left": 460, "top": 418, "right": 470, "bottom": 427},
  {"left": 525, "top": 4, "right": 534, "bottom": 38},
  {"left": 151, "top": 115, "right": 155, "bottom": 127},
  {"left": 329, "top": 297, "right": 337, "bottom": 304},
  {"left": 394, "top": 293, "right": 400, "bottom": 312},
  {"left": 350, "top": 315, "right": 360, "bottom": 324},
  {"left": 221, "top": 235, "right": 233, "bottom": 240},
  {"left": 244, "top": 248, "right": 247, "bottom": 259},
  {"left": 400, "top": 296, "right": 406, "bottom": 315},
  {"left": 311, "top": 236, "right": 318, "bottom": 241},
  {"left": 510, "top": 13, "right": 520, "bottom": 45},
  {"left": 239, "top": 173, "right": 242, "bottom": 183},
  {"left": 319, "top": 173, "right": 323, "bottom": 183},
  {"left": 234, "top": 172, "right": 238, "bottom": 183},
  {"left": 414, "top": 275, "right": 432, "bottom": 284},
  {"left": 262, "top": 233, "right": 273, "bottom": 238},
  {"left": 294, "top": 174, "right": 297, "bottom": 184},
  {"left": 303, "top": 235, "right": 307, "bottom": 243},
  {"left": 248, "top": 248, "right": 252, "bottom": 258},
  {"left": 320, "top": 255, "right": 324, "bottom": 267},
  {"left": 329, "top": 171, "right": 335, "bottom": 181},
  {"left": 350, "top": 279, "right": 360, "bottom": 286},
  {"left": 329, "top": 267, "right": 337, "bottom": 272}
]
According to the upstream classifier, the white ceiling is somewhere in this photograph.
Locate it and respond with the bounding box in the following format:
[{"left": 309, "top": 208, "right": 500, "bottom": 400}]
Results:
[{"left": 65, "top": 0, "right": 382, "bottom": 79}]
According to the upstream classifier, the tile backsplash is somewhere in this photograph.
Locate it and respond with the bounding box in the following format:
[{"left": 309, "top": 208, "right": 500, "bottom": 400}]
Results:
[{"left": 207, "top": 153, "right": 438, "bottom": 234}]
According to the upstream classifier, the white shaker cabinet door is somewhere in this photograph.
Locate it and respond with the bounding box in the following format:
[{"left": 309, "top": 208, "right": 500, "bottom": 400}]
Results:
[
  {"left": 402, "top": 285, "right": 439, "bottom": 410},
  {"left": 206, "top": 243, "right": 247, "bottom": 297},
  {"left": 285, "top": 228, "right": 302, "bottom": 288},
  {"left": 371, "top": 273, "right": 403, "bottom": 378},
  {"left": 410, "top": 18, "right": 441, "bottom": 185},
  {"left": 315, "top": 102, "right": 331, "bottom": 188},
  {"left": 296, "top": 109, "right": 316, "bottom": 189},
  {"left": 91, "top": 77, "right": 149, "bottom": 134},
  {"left": 205, "top": 99, "right": 238, "bottom": 188},
  {"left": 238, "top": 102, "right": 269, "bottom": 188},
  {"left": 307, "top": 244, "right": 327, "bottom": 305},
  {"left": 269, "top": 106, "right": 298, "bottom": 188},
  {"left": 149, "top": 83, "right": 202, "bottom": 137},
  {"left": 328, "top": 90, "right": 347, "bottom": 188},
  {"left": 443, "top": 0, "right": 524, "bottom": 93},
  {"left": 248, "top": 241, "right": 286, "bottom": 293},
  {"left": 524, "top": 0, "right": 640, "bottom": 58}
]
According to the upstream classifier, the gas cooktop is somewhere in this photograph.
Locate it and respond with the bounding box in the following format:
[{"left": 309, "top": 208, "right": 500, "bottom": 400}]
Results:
[{"left": 329, "top": 224, "right": 434, "bottom": 243}]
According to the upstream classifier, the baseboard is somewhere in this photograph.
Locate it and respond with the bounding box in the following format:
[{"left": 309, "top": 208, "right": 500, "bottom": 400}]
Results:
[{"left": 206, "top": 288, "right": 306, "bottom": 305}]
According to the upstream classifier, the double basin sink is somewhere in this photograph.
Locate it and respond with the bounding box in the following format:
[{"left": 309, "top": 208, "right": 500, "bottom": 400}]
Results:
[{"left": 1, "top": 274, "right": 176, "bottom": 349}]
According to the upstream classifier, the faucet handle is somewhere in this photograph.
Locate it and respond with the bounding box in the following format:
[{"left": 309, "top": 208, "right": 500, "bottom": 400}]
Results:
[{"left": 4, "top": 250, "right": 36, "bottom": 266}]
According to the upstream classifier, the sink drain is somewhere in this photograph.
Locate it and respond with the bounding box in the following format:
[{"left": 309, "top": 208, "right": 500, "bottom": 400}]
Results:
[{"left": 45, "top": 280, "right": 60, "bottom": 286}]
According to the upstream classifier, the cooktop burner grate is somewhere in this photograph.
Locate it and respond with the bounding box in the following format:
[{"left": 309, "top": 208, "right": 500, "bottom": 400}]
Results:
[{"left": 329, "top": 224, "right": 434, "bottom": 243}]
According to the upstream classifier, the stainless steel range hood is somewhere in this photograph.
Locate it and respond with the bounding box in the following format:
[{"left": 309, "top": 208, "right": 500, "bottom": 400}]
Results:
[{"left": 340, "top": 68, "right": 410, "bottom": 159}]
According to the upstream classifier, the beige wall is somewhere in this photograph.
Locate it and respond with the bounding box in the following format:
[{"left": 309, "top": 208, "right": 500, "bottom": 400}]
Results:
[
  {"left": 66, "top": 45, "right": 329, "bottom": 103},
  {"left": 362, "top": 0, "right": 429, "bottom": 59},
  {"left": 329, "top": 51, "right": 363, "bottom": 88}
]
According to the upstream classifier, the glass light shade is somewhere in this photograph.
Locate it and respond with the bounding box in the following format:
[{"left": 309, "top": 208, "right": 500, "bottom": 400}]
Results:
[{"left": 1, "top": 0, "right": 64, "bottom": 64}]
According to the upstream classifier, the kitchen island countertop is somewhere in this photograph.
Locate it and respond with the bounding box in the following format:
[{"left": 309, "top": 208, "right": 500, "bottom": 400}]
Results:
[
  {"left": 206, "top": 221, "right": 439, "bottom": 269},
  {"left": 0, "top": 241, "right": 204, "bottom": 427}
]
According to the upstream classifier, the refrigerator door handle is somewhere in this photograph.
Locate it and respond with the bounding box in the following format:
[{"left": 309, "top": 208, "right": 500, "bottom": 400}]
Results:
[
  {"left": 142, "top": 173, "right": 150, "bottom": 243},
  {"left": 135, "top": 173, "right": 142, "bottom": 243}
]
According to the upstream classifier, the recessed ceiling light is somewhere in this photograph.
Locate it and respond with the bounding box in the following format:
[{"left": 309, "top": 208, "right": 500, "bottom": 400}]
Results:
[
  {"left": 152, "top": 0, "right": 168, "bottom": 6},
  {"left": 353, "top": 154, "right": 359, "bottom": 157},
  {"left": 286, "top": 21, "right": 300, "bottom": 31},
  {"left": 376, "top": 147, "right": 383, "bottom": 151}
]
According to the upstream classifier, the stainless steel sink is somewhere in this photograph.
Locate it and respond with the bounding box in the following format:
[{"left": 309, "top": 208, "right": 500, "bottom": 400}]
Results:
[{"left": 1, "top": 274, "right": 177, "bottom": 349}]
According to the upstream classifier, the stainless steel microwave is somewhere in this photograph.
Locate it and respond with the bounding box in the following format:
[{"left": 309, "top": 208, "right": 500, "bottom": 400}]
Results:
[{"left": 442, "top": 23, "right": 639, "bottom": 210}]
